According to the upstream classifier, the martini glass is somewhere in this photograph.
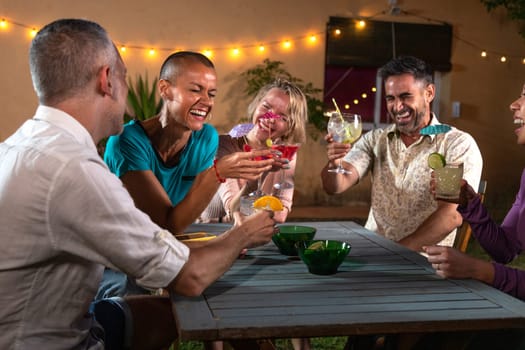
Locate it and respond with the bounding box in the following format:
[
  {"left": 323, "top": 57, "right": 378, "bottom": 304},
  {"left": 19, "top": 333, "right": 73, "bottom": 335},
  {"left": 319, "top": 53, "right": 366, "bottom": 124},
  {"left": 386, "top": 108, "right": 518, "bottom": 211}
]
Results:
[
  {"left": 327, "top": 112, "right": 362, "bottom": 175},
  {"left": 243, "top": 143, "right": 268, "bottom": 196},
  {"left": 271, "top": 143, "right": 300, "bottom": 192}
]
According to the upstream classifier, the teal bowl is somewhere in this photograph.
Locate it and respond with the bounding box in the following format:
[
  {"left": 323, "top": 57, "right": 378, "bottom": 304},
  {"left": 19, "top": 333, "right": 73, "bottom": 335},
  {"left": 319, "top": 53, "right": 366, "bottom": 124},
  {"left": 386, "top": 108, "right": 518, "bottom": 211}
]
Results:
[
  {"left": 272, "top": 225, "right": 317, "bottom": 256},
  {"left": 296, "top": 240, "right": 351, "bottom": 275}
]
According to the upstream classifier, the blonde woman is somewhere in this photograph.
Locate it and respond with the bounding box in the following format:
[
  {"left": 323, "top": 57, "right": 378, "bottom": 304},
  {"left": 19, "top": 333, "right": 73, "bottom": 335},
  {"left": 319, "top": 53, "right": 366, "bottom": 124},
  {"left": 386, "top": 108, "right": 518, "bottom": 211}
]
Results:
[{"left": 201, "top": 78, "right": 308, "bottom": 224}]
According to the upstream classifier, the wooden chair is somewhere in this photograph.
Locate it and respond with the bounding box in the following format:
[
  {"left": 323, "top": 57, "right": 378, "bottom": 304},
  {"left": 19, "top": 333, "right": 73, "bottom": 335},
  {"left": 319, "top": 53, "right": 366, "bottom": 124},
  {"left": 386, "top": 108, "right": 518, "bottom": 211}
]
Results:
[{"left": 453, "top": 180, "right": 487, "bottom": 253}]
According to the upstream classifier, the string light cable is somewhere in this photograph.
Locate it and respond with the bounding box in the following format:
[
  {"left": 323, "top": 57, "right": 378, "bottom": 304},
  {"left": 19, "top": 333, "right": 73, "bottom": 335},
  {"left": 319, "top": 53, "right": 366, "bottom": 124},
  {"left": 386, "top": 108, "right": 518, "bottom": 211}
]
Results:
[{"left": 0, "top": 13, "right": 523, "bottom": 63}]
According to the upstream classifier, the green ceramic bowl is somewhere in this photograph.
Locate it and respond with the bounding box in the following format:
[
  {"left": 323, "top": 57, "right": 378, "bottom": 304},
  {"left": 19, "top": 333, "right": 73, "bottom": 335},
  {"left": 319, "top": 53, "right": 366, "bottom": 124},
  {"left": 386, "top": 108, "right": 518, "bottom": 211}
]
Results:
[
  {"left": 296, "top": 240, "right": 351, "bottom": 275},
  {"left": 272, "top": 225, "right": 317, "bottom": 256}
]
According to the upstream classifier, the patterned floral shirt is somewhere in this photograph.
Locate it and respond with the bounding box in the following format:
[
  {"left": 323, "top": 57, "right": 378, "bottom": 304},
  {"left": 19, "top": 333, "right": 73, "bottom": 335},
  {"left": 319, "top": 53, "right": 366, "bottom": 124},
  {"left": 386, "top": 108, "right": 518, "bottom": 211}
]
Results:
[{"left": 345, "top": 115, "right": 483, "bottom": 245}]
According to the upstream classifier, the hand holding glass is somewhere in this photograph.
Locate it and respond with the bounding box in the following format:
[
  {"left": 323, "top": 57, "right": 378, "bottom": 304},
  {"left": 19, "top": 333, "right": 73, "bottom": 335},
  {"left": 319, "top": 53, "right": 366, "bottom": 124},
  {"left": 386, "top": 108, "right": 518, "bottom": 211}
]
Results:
[{"left": 327, "top": 112, "right": 362, "bottom": 174}]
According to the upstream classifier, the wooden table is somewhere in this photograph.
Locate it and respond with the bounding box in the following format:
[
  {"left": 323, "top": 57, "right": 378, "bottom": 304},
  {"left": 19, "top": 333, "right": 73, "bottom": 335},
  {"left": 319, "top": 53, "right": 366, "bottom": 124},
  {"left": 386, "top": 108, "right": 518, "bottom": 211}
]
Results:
[{"left": 172, "top": 221, "right": 525, "bottom": 344}]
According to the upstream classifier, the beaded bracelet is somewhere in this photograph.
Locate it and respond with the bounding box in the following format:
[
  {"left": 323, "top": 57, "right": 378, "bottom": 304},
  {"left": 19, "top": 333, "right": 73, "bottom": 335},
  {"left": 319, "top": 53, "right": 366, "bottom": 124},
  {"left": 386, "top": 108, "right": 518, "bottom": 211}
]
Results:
[{"left": 213, "top": 159, "right": 226, "bottom": 183}]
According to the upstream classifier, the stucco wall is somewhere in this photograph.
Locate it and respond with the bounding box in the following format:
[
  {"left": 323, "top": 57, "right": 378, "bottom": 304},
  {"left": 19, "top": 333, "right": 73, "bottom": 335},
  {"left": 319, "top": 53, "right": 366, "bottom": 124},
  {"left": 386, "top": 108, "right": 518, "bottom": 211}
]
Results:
[{"left": 1, "top": 0, "right": 524, "bottom": 217}]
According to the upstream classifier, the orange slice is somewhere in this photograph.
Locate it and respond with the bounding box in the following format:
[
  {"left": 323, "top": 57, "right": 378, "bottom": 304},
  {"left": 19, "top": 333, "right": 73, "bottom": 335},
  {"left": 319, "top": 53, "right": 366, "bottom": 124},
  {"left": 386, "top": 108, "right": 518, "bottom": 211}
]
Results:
[{"left": 253, "top": 195, "right": 284, "bottom": 211}]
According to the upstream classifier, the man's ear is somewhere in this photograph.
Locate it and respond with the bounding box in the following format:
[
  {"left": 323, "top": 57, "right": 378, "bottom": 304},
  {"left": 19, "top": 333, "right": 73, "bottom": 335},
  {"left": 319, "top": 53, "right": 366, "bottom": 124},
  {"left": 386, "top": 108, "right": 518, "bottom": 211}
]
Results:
[
  {"left": 425, "top": 83, "right": 435, "bottom": 104},
  {"left": 98, "top": 65, "right": 112, "bottom": 96}
]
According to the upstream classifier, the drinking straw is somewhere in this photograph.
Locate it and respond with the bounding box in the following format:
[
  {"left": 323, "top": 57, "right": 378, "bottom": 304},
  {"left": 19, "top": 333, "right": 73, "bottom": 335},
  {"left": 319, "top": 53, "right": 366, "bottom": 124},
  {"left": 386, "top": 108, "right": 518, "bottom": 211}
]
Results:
[{"left": 331, "top": 98, "right": 344, "bottom": 122}]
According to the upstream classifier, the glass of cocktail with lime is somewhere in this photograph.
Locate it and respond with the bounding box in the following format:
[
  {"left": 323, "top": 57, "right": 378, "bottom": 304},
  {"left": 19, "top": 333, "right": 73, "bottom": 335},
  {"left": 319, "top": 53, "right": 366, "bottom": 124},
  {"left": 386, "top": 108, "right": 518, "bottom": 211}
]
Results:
[
  {"left": 327, "top": 112, "right": 362, "bottom": 175},
  {"left": 428, "top": 152, "right": 463, "bottom": 201}
]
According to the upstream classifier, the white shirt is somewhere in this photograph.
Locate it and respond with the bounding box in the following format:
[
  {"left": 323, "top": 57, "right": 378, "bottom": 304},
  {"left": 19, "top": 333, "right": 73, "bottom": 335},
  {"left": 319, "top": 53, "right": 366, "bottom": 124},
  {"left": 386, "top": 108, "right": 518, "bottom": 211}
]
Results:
[
  {"left": 345, "top": 115, "right": 483, "bottom": 245},
  {"left": 0, "top": 106, "right": 189, "bottom": 349}
]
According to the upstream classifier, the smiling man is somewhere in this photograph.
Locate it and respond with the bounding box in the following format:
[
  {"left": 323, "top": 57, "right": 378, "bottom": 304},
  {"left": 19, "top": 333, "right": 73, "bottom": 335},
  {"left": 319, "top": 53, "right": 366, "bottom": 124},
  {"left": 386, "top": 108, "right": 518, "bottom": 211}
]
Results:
[{"left": 321, "top": 55, "right": 483, "bottom": 252}]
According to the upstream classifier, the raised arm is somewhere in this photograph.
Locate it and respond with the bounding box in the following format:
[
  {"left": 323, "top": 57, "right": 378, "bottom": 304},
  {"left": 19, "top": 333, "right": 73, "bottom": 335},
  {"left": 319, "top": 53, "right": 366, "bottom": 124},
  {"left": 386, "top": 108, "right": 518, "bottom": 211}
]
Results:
[
  {"left": 321, "top": 133, "right": 358, "bottom": 194},
  {"left": 121, "top": 150, "right": 275, "bottom": 233}
]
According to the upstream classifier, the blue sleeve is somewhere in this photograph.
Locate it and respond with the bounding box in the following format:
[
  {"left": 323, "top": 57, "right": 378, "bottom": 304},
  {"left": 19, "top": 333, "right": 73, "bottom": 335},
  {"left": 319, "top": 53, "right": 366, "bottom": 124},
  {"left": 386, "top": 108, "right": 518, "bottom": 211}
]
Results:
[{"left": 195, "top": 124, "right": 218, "bottom": 173}]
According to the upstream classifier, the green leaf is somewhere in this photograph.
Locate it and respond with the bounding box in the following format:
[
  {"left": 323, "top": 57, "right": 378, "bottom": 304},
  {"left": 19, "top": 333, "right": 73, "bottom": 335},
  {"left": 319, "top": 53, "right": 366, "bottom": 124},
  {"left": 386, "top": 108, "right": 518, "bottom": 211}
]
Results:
[{"left": 124, "top": 74, "right": 162, "bottom": 123}]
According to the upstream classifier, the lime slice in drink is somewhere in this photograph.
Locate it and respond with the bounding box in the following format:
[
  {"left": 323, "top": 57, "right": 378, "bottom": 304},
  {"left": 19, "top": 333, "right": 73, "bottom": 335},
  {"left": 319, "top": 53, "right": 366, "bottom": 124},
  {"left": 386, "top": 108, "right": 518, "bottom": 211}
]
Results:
[
  {"left": 308, "top": 241, "right": 325, "bottom": 250},
  {"left": 265, "top": 138, "right": 273, "bottom": 147},
  {"left": 428, "top": 152, "right": 446, "bottom": 169},
  {"left": 343, "top": 127, "right": 353, "bottom": 143}
]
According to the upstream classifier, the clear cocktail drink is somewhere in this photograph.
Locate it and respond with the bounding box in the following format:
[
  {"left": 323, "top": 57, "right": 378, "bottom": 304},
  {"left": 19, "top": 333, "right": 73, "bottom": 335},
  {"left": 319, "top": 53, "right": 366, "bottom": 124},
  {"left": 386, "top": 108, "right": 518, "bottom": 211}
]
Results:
[{"left": 435, "top": 163, "right": 463, "bottom": 200}]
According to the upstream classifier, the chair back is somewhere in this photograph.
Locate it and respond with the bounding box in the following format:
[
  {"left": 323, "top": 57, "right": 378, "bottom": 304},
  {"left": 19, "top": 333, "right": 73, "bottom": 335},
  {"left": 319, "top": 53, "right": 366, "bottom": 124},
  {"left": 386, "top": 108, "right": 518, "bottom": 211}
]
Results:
[{"left": 453, "top": 180, "right": 487, "bottom": 252}]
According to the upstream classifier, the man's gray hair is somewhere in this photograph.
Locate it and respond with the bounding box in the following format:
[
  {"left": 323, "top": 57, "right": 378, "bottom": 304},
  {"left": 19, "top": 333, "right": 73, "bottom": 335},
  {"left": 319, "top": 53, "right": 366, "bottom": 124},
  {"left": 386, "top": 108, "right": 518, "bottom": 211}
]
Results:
[{"left": 29, "top": 18, "right": 117, "bottom": 105}]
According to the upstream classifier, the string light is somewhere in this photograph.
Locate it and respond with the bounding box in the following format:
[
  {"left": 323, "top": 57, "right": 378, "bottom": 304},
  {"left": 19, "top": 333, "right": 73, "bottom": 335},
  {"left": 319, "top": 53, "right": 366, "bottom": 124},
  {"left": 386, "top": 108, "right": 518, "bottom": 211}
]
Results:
[
  {"left": 230, "top": 48, "right": 240, "bottom": 58},
  {"left": 282, "top": 40, "right": 292, "bottom": 49},
  {"left": 1, "top": 15, "right": 524, "bottom": 64}
]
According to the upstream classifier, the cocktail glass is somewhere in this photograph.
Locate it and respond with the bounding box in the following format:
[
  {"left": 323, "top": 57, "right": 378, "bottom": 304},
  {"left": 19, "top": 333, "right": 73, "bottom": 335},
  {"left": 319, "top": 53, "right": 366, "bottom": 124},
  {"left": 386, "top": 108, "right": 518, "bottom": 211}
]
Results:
[
  {"left": 435, "top": 163, "right": 464, "bottom": 201},
  {"left": 239, "top": 192, "right": 261, "bottom": 216},
  {"left": 327, "top": 112, "right": 362, "bottom": 175},
  {"left": 271, "top": 143, "right": 300, "bottom": 192},
  {"left": 243, "top": 143, "right": 269, "bottom": 196}
]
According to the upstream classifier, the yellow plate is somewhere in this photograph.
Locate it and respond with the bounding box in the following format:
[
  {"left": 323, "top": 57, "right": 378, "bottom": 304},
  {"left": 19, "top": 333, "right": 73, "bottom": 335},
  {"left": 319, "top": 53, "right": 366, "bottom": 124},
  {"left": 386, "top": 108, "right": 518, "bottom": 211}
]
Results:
[
  {"left": 185, "top": 235, "right": 216, "bottom": 242},
  {"left": 176, "top": 232, "right": 216, "bottom": 242}
]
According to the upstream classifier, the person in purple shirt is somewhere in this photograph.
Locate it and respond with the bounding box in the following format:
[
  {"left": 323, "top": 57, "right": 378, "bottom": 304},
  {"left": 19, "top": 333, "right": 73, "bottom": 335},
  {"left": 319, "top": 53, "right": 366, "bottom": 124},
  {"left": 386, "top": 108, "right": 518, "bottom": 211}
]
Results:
[
  {"left": 419, "top": 82, "right": 525, "bottom": 349},
  {"left": 424, "top": 83, "right": 525, "bottom": 300}
]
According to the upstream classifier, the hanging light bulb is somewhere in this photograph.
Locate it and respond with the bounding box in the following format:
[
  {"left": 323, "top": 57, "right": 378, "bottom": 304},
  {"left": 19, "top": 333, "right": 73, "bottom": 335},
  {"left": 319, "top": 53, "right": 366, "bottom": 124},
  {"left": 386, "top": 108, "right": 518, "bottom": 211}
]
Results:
[
  {"left": 282, "top": 40, "right": 292, "bottom": 49},
  {"left": 0, "top": 19, "right": 8, "bottom": 30},
  {"left": 230, "top": 48, "right": 240, "bottom": 58},
  {"left": 481, "top": 51, "right": 487, "bottom": 58},
  {"left": 500, "top": 56, "right": 507, "bottom": 63}
]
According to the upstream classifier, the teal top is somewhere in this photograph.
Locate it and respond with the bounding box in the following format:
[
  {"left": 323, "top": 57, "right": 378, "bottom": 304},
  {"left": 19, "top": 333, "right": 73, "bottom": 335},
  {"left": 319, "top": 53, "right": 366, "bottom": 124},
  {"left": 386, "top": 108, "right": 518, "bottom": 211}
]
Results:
[{"left": 104, "top": 120, "right": 218, "bottom": 205}]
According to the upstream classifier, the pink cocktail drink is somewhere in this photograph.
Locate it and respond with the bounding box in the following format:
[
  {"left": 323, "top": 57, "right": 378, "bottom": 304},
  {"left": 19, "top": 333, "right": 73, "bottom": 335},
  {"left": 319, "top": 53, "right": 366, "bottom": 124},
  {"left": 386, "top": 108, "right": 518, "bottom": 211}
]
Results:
[{"left": 271, "top": 144, "right": 299, "bottom": 160}]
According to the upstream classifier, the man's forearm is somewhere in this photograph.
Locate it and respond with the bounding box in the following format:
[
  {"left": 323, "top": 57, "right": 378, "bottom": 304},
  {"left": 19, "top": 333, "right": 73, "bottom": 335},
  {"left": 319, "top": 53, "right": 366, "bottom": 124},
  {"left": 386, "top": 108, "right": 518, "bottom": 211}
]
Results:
[{"left": 398, "top": 203, "right": 462, "bottom": 252}]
